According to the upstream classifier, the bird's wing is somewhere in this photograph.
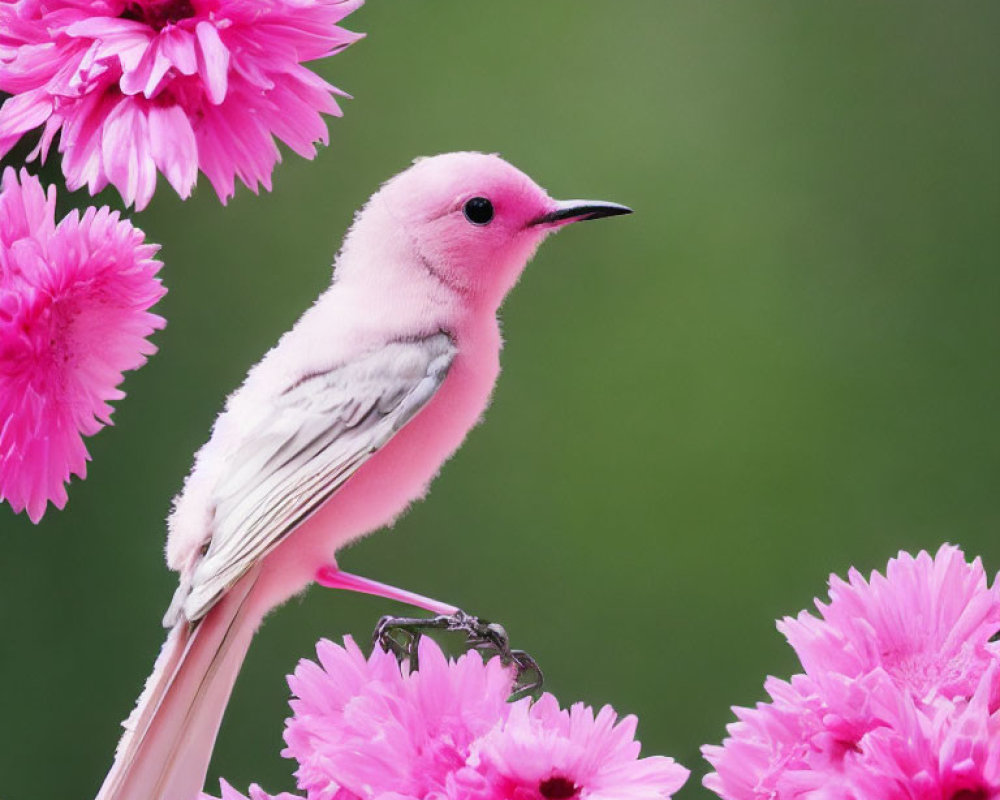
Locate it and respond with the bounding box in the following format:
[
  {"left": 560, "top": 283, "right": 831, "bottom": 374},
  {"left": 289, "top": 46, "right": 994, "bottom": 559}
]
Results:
[{"left": 179, "top": 333, "right": 456, "bottom": 622}]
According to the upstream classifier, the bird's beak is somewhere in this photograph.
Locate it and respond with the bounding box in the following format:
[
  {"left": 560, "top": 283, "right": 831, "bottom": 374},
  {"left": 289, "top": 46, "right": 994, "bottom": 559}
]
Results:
[{"left": 528, "top": 199, "right": 633, "bottom": 228}]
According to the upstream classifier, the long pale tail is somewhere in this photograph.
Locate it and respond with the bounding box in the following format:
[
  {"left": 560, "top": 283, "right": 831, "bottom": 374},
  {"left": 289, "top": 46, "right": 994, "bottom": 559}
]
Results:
[{"left": 96, "top": 570, "right": 260, "bottom": 800}]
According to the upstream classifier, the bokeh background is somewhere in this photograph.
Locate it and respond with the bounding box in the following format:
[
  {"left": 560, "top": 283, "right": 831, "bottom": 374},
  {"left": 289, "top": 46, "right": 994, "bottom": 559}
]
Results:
[{"left": 1, "top": 3, "right": 998, "bottom": 798}]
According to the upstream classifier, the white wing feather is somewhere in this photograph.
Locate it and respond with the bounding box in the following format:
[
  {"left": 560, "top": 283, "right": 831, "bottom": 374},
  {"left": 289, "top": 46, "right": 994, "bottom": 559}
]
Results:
[{"left": 170, "top": 333, "right": 456, "bottom": 624}]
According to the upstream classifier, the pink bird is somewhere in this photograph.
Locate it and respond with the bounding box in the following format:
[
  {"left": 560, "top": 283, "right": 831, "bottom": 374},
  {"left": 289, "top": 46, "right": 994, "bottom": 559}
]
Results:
[{"left": 96, "top": 151, "right": 631, "bottom": 800}]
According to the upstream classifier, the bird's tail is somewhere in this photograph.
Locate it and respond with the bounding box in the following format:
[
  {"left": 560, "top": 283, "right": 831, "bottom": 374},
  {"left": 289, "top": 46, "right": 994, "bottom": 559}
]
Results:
[{"left": 96, "top": 570, "right": 260, "bottom": 800}]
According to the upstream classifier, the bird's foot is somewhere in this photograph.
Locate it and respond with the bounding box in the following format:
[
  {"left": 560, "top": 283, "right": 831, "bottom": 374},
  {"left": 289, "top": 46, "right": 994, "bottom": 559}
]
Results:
[{"left": 373, "top": 611, "right": 543, "bottom": 700}]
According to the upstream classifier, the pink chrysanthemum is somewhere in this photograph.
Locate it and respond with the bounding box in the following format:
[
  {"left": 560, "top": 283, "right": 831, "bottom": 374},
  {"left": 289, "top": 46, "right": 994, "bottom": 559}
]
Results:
[
  {"left": 284, "top": 635, "right": 514, "bottom": 799},
  {"left": 0, "top": 0, "right": 364, "bottom": 210},
  {"left": 779, "top": 545, "right": 1000, "bottom": 704},
  {"left": 703, "top": 545, "right": 1000, "bottom": 800},
  {"left": 851, "top": 665, "right": 1000, "bottom": 800},
  {"left": 471, "top": 693, "right": 689, "bottom": 800},
  {"left": 206, "top": 782, "right": 303, "bottom": 800},
  {"left": 204, "top": 635, "right": 688, "bottom": 800},
  {"left": 0, "top": 167, "right": 164, "bottom": 521}
]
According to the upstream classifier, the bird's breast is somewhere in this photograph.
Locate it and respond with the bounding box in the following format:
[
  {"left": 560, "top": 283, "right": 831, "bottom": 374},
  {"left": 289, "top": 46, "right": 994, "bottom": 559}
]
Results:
[{"left": 257, "top": 318, "right": 503, "bottom": 599}]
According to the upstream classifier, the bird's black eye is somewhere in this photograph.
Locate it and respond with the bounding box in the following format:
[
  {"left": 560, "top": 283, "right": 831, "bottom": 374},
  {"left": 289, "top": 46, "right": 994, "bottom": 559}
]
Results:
[{"left": 463, "top": 196, "right": 494, "bottom": 225}]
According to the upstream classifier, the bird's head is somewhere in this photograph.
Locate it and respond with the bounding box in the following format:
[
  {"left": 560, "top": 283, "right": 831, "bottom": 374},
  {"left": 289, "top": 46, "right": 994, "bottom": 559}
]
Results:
[{"left": 372, "top": 152, "right": 631, "bottom": 308}]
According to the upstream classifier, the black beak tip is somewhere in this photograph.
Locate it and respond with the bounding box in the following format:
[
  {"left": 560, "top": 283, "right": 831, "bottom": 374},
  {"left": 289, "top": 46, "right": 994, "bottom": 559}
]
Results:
[
  {"left": 587, "top": 203, "right": 633, "bottom": 220},
  {"left": 530, "top": 201, "right": 634, "bottom": 227}
]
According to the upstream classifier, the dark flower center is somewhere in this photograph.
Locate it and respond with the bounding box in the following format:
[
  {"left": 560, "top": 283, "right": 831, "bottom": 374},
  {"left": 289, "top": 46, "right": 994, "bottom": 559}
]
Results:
[
  {"left": 952, "top": 790, "right": 988, "bottom": 800},
  {"left": 539, "top": 776, "right": 579, "bottom": 799},
  {"left": 120, "top": 0, "right": 196, "bottom": 30}
]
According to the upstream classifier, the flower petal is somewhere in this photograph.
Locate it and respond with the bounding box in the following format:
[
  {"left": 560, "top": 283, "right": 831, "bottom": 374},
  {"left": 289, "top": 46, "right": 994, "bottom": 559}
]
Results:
[
  {"left": 148, "top": 103, "right": 197, "bottom": 199},
  {"left": 195, "top": 21, "right": 230, "bottom": 105}
]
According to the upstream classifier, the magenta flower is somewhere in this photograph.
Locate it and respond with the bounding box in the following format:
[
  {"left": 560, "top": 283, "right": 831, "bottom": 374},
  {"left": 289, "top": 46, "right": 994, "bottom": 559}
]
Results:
[
  {"left": 850, "top": 665, "right": 1000, "bottom": 800},
  {"left": 284, "top": 635, "right": 514, "bottom": 799},
  {"left": 779, "top": 545, "right": 1000, "bottom": 704},
  {"left": 203, "top": 635, "right": 688, "bottom": 800},
  {"left": 208, "top": 784, "right": 302, "bottom": 800},
  {"left": 472, "top": 693, "right": 688, "bottom": 800},
  {"left": 702, "top": 545, "right": 1000, "bottom": 800},
  {"left": 0, "top": 167, "right": 164, "bottom": 522},
  {"left": 0, "top": 0, "right": 364, "bottom": 210}
]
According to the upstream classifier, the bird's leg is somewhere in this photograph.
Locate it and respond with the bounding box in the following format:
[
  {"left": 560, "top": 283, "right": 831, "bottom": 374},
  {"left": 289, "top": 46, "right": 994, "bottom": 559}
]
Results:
[
  {"left": 373, "top": 611, "right": 544, "bottom": 699},
  {"left": 318, "top": 567, "right": 543, "bottom": 696},
  {"left": 315, "top": 565, "right": 459, "bottom": 615}
]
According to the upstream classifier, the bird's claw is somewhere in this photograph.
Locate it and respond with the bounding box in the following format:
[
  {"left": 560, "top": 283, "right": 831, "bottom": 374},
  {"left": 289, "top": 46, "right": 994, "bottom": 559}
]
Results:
[
  {"left": 507, "top": 649, "right": 544, "bottom": 700},
  {"left": 373, "top": 610, "right": 543, "bottom": 699}
]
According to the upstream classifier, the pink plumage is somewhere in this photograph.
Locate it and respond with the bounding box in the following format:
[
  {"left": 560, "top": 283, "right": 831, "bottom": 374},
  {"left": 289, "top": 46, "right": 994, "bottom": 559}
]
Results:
[
  {"left": 702, "top": 544, "right": 1000, "bottom": 799},
  {"left": 0, "top": 167, "right": 165, "bottom": 522},
  {"left": 96, "top": 152, "right": 632, "bottom": 800},
  {"left": 0, "top": 0, "right": 364, "bottom": 209},
  {"left": 201, "top": 635, "right": 689, "bottom": 800}
]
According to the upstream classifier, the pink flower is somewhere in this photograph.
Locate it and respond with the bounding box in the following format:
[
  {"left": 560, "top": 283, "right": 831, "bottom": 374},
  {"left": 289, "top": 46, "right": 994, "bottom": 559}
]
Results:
[
  {"left": 201, "top": 781, "right": 303, "bottom": 800},
  {"left": 472, "top": 693, "right": 689, "bottom": 800},
  {"left": 0, "top": 167, "right": 164, "bottom": 522},
  {"left": 851, "top": 666, "right": 1000, "bottom": 800},
  {"left": 702, "top": 671, "right": 896, "bottom": 799},
  {"left": 206, "top": 634, "right": 688, "bottom": 800},
  {"left": 702, "top": 545, "right": 1000, "bottom": 800},
  {"left": 0, "top": 0, "right": 364, "bottom": 210},
  {"left": 284, "top": 635, "right": 513, "bottom": 799},
  {"left": 779, "top": 545, "right": 1000, "bottom": 704}
]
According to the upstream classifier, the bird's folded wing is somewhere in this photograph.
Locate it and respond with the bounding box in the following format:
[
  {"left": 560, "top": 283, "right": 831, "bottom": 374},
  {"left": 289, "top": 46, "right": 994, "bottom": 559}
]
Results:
[{"left": 180, "top": 333, "right": 456, "bottom": 622}]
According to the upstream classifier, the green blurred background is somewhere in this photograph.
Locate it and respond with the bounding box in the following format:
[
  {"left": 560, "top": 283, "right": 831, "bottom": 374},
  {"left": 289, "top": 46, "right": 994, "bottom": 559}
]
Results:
[{"left": 1, "top": 3, "right": 998, "bottom": 798}]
